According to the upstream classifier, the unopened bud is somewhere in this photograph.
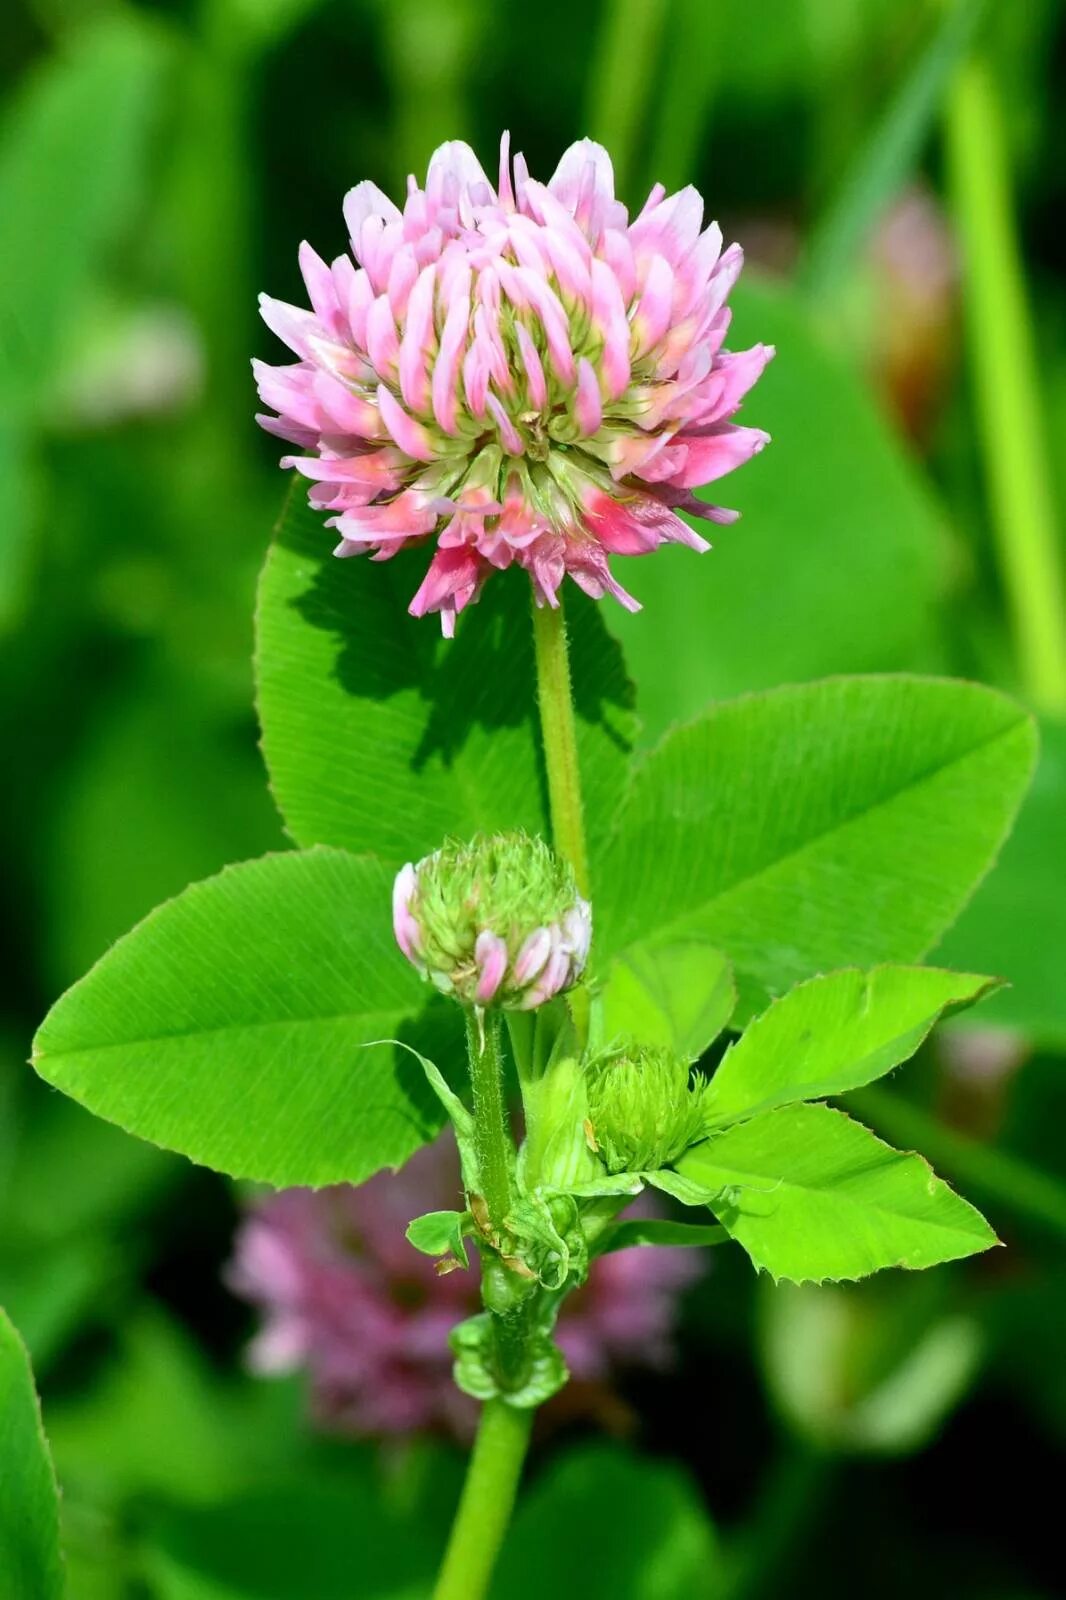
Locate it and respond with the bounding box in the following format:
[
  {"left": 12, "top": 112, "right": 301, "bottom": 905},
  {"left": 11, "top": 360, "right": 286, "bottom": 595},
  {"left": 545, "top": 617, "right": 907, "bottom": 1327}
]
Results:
[
  {"left": 392, "top": 832, "right": 591, "bottom": 1010},
  {"left": 585, "top": 1043, "right": 708, "bottom": 1174}
]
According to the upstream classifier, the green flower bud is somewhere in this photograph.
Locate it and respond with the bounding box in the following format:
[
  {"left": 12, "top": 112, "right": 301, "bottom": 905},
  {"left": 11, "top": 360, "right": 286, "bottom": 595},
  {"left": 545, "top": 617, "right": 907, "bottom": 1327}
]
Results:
[
  {"left": 393, "top": 832, "right": 591, "bottom": 1009},
  {"left": 585, "top": 1042, "right": 708, "bottom": 1175}
]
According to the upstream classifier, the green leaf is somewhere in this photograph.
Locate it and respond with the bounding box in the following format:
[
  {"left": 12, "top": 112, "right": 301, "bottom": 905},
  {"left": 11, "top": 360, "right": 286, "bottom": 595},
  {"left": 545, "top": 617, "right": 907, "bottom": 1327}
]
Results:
[
  {"left": 596, "top": 1217, "right": 728, "bottom": 1253},
  {"left": 405, "top": 1210, "right": 470, "bottom": 1268},
  {"left": 705, "top": 964, "right": 999, "bottom": 1128},
  {"left": 495, "top": 1443, "right": 721, "bottom": 1600},
  {"left": 848, "top": 1086, "right": 1066, "bottom": 1244},
  {"left": 46, "top": 1310, "right": 259, "bottom": 1508},
  {"left": 0, "top": 16, "right": 169, "bottom": 410},
  {"left": 678, "top": 1103, "right": 998, "bottom": 1283},
  {"left": 936, "top": 716, "right": 1066, "bottom": 1046},
  {"left": 609, "top": 281, "right": 950, "bottom": 738},
  {"left": 595, "top": 936, "right": 734, "bottom": 1062},
  {"left": 256, "top": 491, "right": 636, "bottom": 867},
  {"left": 32, "top": 848, "right": 462, "bottom": 1188},
  {"left": 41, "top": 670, "right": 284, "bottom": 992},
  {"left": 596, "top": 675, "right": 1036, "bottom": 1018},
  {"left": 641, "top": 1169, "right": 721, "bottom": 1208},
  {"left": 143, "top": 1453, "right": 456, "bottom": 1600},
  {"left": 0, "top": 1307, "right": 63, "bottom": 1600}
]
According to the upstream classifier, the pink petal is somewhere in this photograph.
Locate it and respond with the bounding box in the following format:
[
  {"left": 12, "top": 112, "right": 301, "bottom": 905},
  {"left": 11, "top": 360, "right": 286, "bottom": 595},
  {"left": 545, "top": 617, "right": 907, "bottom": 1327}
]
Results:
[
  {"left": 514, "top": 323, "right": 547, "bottom": 409},
  {"left": 474, "top": 930, "right": 508, "bottom": 1004},
  {"left": 343, "top": 180, "right": 402, "bottom": 241},
  {"left": 512, "top": 927, "right": 552, "bottom": 985},
  {"left": 258, "top": 295, "right": 319, "bottom": 359},
  {"left": 431, "top": 287, "right": 471, "bottom": 435},
  {"left": 376, "top": 385, "right": 437, "bottom": 462},
  {"left": 574, "top": 357, "right": 602, "bottom": 436},
  {"left": 392, "top": 863, "right": 421, "bottom": 961},
  {"left": 673, "top": 424, "right": 771, "bottom": 486}
]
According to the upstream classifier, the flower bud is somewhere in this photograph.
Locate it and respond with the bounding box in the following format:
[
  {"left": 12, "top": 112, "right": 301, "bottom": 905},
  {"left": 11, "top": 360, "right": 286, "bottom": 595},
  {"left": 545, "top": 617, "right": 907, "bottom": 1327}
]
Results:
[
  {"left": 585, "top": 1043, "right": 708, "bottom": 1175},
  {"left": 393, "top": 832, "right": 591, "bottom": 1010}
]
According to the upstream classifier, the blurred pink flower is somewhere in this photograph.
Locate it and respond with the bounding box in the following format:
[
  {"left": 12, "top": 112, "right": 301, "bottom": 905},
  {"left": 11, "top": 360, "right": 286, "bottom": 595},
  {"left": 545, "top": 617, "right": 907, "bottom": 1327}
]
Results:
[
  {"left": 255, "top": 135, "right": 771, "bottom": 634},
  {"left": 226, "top": 1132, "right": 702, "bottom": 1439}
]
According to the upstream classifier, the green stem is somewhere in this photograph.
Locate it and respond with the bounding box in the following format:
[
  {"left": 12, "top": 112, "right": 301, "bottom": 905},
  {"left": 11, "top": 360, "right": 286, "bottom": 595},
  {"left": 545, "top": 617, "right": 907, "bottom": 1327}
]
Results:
[
  {"left": 531, "top": 596, "right": 592, "bottom": 1044},
  {"left": 531, "top": 596, "right": 591, "bottom": 899},
  {"left": 945, "top": 53, "right": 1066, "bottom": 714},
  {"left": 432, "top": 1399, "right": 534, "bottom": 1600},
  {"left": 464, "top": 1009, "right": 529, "bottom": 1387},
  {"left": 465, "top": 1008, "right": 513, "bottom": 1230}
]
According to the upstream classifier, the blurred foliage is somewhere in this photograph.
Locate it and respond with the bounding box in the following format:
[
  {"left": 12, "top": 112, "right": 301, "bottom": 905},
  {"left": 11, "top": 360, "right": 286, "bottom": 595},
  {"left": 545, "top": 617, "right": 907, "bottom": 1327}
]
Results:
[{"left": 1, "top": 0, "right": 1064, "bottom": 1595}]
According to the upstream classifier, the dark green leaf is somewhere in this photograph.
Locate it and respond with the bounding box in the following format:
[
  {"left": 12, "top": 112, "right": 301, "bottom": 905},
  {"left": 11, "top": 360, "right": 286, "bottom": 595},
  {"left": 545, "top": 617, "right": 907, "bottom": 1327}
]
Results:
[
  {"left": 936, "top": 716, "right": 1066, "bottom": 1046},
  {"left": 32, "top": 848, "right": 461, "bottom": 1187},
  {"left": 256, "top": 491, "right": 636, "bottom": 869},
  {"left": 0, "top": 1307, "right": 63, "bottom": 1600},
  {"left": 496, "top": 1443, "right": 720, "bottom": 1600},
  {"left": 596, "top": 675, "right": 1035, "bottom": 1018}
]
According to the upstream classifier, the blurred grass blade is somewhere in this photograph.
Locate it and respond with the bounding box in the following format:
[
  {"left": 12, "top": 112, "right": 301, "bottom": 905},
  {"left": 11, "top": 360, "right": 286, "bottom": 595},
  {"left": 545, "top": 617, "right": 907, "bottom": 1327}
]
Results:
[
  {"left": 946, "top": 53, "right": 1066, "bottom": 714},
  {"left": 585, "top": 0, "right": 670, "bottom": 198},
  {"left": 643, "top": 0, "right": 725, "bottom": 193},
  {"left": 799, "top": 0, "right": 986, "bottom": 300},
  {"left": 379, "top": 0, "right": 485, "bottom": 189}
]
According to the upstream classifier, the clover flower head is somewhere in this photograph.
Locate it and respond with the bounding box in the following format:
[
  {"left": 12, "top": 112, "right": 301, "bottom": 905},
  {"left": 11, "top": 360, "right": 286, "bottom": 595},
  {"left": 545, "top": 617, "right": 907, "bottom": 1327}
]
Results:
[
  {"left": 393, "top": 831, "right": 590, "bottom": 1010},
  {"left": 255, "top": 135, "right": 773, "bottom": 633},
  {"left": 586, "top": 1041, "right": 708, "bottom": 1174}
]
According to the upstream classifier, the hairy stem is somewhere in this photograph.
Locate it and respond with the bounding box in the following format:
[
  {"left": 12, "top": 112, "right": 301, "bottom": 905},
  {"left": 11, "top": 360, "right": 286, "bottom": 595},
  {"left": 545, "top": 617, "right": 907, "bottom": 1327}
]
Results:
[
  {"left": 531, "top": 595, "right": 592, "bottom": 1044},
  {"left": 946, "top": 53, "right": 1066, "bottom": 713},
  {"left": 464, "top": 1008, "right": 530, "bottom": 1387},
  {"left": 432, "top": 1398, "right": 534, "bottom": 1600},
  {"left": 433, "top": 1020, "right": 533, "bottom": 1600},
  {"left": 531, "top": 596, "right": 591, "bottom": 897},
  {"left": 466, "top": 1008, "right": 513, "bottom": 1230}
]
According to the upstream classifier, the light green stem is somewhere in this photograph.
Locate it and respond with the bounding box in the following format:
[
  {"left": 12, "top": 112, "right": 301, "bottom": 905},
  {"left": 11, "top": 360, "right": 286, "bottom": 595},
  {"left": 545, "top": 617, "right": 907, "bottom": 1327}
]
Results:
[
  {"left": 431, "top": 1398, "right": 534, "bottom": 1600},
  {"left": 946, "top": 54, "right": 1066, "bottom": 713},
  {"left": 531, "top": 596, "right": 592, "bottom": 1044},
  {"left": 531, "top": 597, "right": 591, "bottom": 898},
  {"left": 465, "top": 1008, "right": 513, "bottom": 1231},
  {"left": 434, "top": 598, "right": 595, "bottom": 1600}
]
